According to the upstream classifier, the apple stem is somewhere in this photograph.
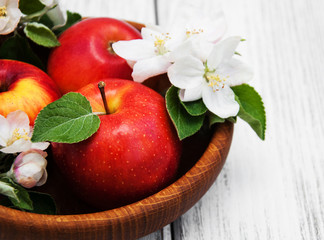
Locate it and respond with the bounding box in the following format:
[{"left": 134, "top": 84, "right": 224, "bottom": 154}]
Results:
[
  {"left": 107, "top": 41, "right": 116, "bottom": 55},
  {"left": 98, "top": 81, "right": 110, "bottom": 114}
]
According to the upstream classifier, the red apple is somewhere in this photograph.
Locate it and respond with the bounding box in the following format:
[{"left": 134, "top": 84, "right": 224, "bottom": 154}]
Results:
[
  {"left": 0, "top": 59, "right": 61, "bottom": 125},
  {"left": 51, "top": 79, "right": 182, "bottom": 210},
  {"left": 47, "top": 17, "right": 142, "bottom": 94}
]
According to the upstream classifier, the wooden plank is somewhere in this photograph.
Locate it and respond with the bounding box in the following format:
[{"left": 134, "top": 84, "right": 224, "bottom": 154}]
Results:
[
  {"left": 138, "top": 230, "right": 163, "bottom": 240},
  {"left": 158, "top": 0, "right": 324, "bottom": 239},
  {"left": 59, "top": 0, "right": 156, "bottom": 24}
]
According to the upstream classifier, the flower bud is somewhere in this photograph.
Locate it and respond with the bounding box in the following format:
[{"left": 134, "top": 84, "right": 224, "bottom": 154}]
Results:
[{"left": 11, "top": 149, "right": 48, "bottom": 188}]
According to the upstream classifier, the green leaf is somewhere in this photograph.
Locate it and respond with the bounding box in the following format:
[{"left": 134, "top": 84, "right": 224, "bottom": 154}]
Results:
[
  {"left": 231, "top": 84, "right": 266, "bottom": 140},
  {"left": 208, "top": 113, "right": 225, "bottom": 127},
  {"left": 0, "top": 178, "right": 18, "bottom": 200},
  {"left": 0, "top": 178, "right": 33, "bottom": 211},
  {"left": 39, "top": 13, "right": 55, "bottom": 29},
  {"left": 19, "top": 0, "right": 45, "bottom": 15},
  {"left": 0, "top": 34, "right": 45, "bottom": 70},
  {"left": 28, "top": 191, "right": 56, "bottom": 215},
  {"left": 31, "top": 92, "right": 101, "bottom": 143},
  {"left": 180, "top": 98, "right": 208, "bottom": 116},
  {"left": 24, "top": 22, "right": 60, "bottom": 48},
  {"left": 227, "top": 116, "right": 237, "bottom": 123},
  {"left": 54, "top": 11, "right": 82, "bottom": 35},
  {"left": 166, "top": 86, "right": 205, "bottom": 140}
]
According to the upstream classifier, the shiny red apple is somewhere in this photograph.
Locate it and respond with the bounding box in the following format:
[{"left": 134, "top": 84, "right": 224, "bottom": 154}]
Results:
[
  {"left": 51, "top": 79, "right": 182, "bottom": 210},
  {"left": 47, "top": 17, "right": 142, "bottom": 94},
  {"left": 0, "top": 59, "right": 61, "bottom": 125}
]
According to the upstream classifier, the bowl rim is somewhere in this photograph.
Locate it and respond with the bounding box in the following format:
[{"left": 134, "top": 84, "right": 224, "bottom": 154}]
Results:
[
  {"left": 0, "top": 121, "right": 233, "bottom": 239},
  {"left": 0, "top": 20, "right": 234, "bottom": 240}
]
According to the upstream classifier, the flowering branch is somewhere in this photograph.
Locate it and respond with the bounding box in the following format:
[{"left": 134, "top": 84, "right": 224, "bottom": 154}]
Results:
[
  {"left": 112, "top": 11, "right": 266, "bottom": 140},
  {"left": 0, "top": 110, "right": 52, "bottom": 212}
]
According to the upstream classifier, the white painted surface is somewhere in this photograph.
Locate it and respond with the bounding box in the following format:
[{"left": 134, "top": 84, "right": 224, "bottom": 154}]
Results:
[{"left": 58, "top": 0, "right": 324, "bottom": 239}]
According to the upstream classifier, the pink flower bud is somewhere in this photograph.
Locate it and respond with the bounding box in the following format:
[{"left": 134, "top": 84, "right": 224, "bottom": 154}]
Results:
[{"left": 12, "top": 149, "right": 48, "bottom": 188}]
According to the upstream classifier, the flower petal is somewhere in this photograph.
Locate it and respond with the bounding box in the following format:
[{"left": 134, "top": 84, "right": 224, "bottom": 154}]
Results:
[
  {"left": 179, "top": 85, "right": 203, "bottom": 102},
  {"left": 36, "top": 169, "right": 48, "bottom": 187},
  {"left": 202, "top": 84, "right": 239, "bottom": 118},
  {"left": 126, "top": 60, "right": 136, "bottom": 68},
  {"left": 39, "top": 0, "right": 54, "bottom": 7},
  {"left": 1, "top": 0, "right": 22, "bottom": 35},
  {"left": 207, "top": 36, "right": 241, "bottom": 69},
  {"left": 168, "top": 39, "right": 194, "bottom": 62},
  {"left": 165, "top": 29, "right": 187, "bottom": 51},
  {"left": 6, "top": 0, "right": 20, "bottom": 9},
  {"left": 190, "top": 37, "right": 215, "bottom": 61},
  {"left": 132, "top": 56, "right": 171, "bottom": 82},
  {"left": 6, "top": 110, "right": 30, "bottom": 135},
  {"left": 0, "top": 18, "right": 9, "bottom": 32},
  {"left": 163, "top": 2, "right": 226, "bottom": 43},
  {"left": 0, "top": 114, "right": 10, "bottom": 146},
  {"left": 218, "top": 58, "right": 254, "bottom": 86},
  {"left": 0, "top": 139, "right": 32, "bottom": 154},
  {"left": 17, "top": 151, "right": 47, "bottom": 168},
  {"left": 15, "top": 163, "right": 42, "bottom": 188},
  {"left": 144, "top": 23, "right": 164, "bottom": 33},
  {"left": 31, "top": 142, "right": 50, "bottom": 151},
  {"left": 141, "top": 27, "right": 159, "bottom": 40},
  {"left": 168, "top": 55, "right": 205, "bottom": 89},
  {"left": 197, "top": 8, "right": 227, "bottom": 43},
  {"left": 47, "top": 3, "right": 67, "bottom": 28},
  {"left": 112, "top": 40, "right": 155, "bottom": 61}
]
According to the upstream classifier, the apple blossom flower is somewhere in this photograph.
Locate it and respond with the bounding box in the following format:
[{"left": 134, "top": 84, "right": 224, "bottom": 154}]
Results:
[
  {"left": 112, "top": 27, "right": 182, "bottom": 83},
  {"left": 155, "top": 2, "right": 226, "bottom": 44},
  {"left": 168, "top": 36, "right": 253, "bottom": 119},
  {"left": 9, "top": 149, "right": 48, "bottom": 188},
  {"left": 0, "top": 0, "right": 22, "bottom": 35},
  {"left": 0, "top": 110, "right": 49, "bottom": 154},
  {"left": 112, "top": 7, "right": 226, "bottom": 83}
]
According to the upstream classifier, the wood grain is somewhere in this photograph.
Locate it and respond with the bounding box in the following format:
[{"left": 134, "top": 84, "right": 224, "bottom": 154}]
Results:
[{"left": 157, "top": 0, "right": 324, "bottom": 239}]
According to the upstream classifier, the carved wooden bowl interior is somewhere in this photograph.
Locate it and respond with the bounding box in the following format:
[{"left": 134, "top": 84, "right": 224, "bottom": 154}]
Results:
[{"left": 0, "top": 21, "right": 234, "bottom": 240}]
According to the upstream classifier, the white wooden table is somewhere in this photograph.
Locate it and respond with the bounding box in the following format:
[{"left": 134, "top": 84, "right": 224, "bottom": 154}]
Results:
[{"left": 58, "top": 0, "right": 324, "bottom": 239}]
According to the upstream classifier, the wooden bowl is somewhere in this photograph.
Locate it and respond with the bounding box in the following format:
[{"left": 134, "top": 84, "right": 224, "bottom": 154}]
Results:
[
  {"left": 0, "top": 121, "right": 233, "bottom": 240},
  {"left": 0, "top": 20, "right": 234, "bottom": 240}
]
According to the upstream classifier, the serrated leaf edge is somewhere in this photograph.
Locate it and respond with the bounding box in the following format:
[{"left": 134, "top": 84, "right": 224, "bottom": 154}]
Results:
[
  {"left": 165, "top": 86, "right": 205, "bottom": 140},
  {"left": 233, "top": 84, "right": 266, "bottom": 140},
  {"left": 24, "top": 22, "right": 60, "bottom": 48}
]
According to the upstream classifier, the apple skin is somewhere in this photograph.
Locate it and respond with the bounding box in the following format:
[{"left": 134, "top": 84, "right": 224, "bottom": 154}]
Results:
[
  {"left": 47, "top": 17, "right": 142, "bottom": 94},
  {"left": 0, "top": 59, "right": 61, "bottom": 125},
  {"left": 51, "top": 79, "right": 182, "bottom": 210}
]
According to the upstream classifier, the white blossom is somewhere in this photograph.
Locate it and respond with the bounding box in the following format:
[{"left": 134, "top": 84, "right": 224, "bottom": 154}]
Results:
[
  {"left": 0, "top": 110, "right": 49, "bottom": 153},
  {"left": 168, "top": 36, "right": 253, "bottom": 118},
  {"left": 112, "top": 8, "right": 226, "bottom": 83},
  {"left": 0, "top": 0, "right": 22, "bottom": 35}
]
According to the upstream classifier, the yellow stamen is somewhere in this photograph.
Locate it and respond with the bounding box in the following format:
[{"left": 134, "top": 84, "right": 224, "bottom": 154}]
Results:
[
  {"left": 7, "top": 128, "right": 31, "bottom": 146},
  {"left": 154, "top": 34, "right": 170, "bottom": 55},
  {"left": 206, "top": 74, "right": 227, "bottom": 92},
  {"left": 154, "top": 37, "right": 165, "bottom": 48},
  {"left": 186, "top": 28, "right": 204, "bottom": 38},
  {"left": 0, "top": 6, "right": 7, "bottom": 18}
]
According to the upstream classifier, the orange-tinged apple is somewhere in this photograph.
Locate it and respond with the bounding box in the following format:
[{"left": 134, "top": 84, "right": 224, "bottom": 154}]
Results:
[
  {"left": 51, "top": 79, "right": 182, "bottom": 210},
  {"left": 0, "top": 59, "right": 61, "bottom": 125},
  {"left": 47, "top": 17, "right": 142, "bottom": 94}
]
